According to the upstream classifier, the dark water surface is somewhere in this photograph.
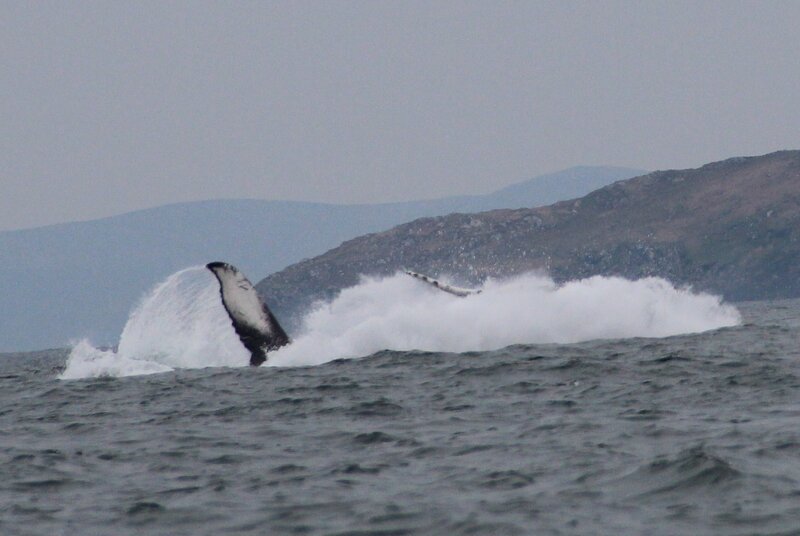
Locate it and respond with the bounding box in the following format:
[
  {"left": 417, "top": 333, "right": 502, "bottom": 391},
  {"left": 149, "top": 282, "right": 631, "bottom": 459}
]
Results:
[{"left": 1, "top": 300, "right": 799, "bottom": 535}]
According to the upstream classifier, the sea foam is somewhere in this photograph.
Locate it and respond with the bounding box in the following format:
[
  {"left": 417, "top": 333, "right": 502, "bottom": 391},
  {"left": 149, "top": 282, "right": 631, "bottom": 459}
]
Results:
[{"left": 60, "top": 268, "right": 741, "bottom": 379}]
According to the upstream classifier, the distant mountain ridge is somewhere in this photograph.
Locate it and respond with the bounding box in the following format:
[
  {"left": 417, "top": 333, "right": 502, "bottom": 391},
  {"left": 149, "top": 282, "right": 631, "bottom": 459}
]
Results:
[
  {"left": 0, "top": 166, "right": 642, "bottom": 351},
  {"left": 256, "top": 151, "right": 800, "bottom": 331}
]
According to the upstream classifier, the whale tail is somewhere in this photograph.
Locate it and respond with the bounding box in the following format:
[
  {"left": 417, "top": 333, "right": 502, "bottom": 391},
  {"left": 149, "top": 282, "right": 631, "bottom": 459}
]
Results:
[
  {"left": 206, "top": 262, "right": 290, "bottom": 366},
  {"left": 404, "top": 270, "right": 482, "bottom": 297}
]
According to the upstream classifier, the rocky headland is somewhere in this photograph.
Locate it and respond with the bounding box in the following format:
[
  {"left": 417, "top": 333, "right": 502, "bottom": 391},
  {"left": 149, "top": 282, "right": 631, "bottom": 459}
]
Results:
[{"left": 257, "top": 151, "right": 800, "bottom": 328}]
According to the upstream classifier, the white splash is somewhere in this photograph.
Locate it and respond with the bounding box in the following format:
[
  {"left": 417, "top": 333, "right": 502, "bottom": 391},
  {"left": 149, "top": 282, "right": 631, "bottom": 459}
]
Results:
[
  {"left": 60, "top": 269, "right": 741, "bottom": 379},
  {"left": 267, "top": 273, "right": 741, "bottom": 367},
  {"left": 60, "top": 267, "right": 248, "bottom": 380}
]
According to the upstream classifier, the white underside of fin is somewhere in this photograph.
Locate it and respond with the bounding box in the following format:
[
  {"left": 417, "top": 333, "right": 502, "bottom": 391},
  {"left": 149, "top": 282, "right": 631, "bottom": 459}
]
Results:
[{"left": 211, "top": 265, "right": 274, "bottom": 335}]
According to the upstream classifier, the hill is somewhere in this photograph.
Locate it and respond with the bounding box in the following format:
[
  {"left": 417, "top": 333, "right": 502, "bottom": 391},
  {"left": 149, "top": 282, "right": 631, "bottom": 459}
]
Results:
[
  {"left": 256, "top": 151, "right": 800, "bottom": 331},
  {"left": 0, "top": 166, "right": 641, "bottom": 351}
]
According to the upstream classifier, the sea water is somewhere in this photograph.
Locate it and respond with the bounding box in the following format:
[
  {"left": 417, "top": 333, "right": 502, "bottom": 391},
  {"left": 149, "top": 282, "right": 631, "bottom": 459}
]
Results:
[{"left": 1, "top": 269, "right": 798, "bottom": 535}]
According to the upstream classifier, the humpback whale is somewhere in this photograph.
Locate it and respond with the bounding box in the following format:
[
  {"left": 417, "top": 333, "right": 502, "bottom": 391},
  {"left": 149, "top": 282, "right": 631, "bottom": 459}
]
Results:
[
  {"left": 404, "top": 270, "right": 482, "bottom": 297},
  {"left": 206, "top": 262, "right": 290, "bottom": 366},
  {"left": 206, "top": 262, "right": 479, "bottom": 366}
]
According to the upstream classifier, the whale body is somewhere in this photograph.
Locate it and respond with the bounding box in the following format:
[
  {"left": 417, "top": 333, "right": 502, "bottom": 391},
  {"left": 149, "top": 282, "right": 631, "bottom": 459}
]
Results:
[{"left": 206, "top": 262, "right": 290, "bottom": 366}]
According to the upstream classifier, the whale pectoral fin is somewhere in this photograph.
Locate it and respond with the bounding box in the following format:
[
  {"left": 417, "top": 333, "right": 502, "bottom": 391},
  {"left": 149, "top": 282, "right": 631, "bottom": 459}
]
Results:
[
  {"left": 404, "top": 270, "right": 481, "bottom": 297},
  {"left": 206, "top": 261, "right": 291, "bottom": 366}
]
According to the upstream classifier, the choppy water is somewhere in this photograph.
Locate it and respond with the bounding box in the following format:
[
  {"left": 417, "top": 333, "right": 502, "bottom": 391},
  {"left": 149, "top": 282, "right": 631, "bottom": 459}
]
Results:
[{"left": 1, "top": 271, "right": 799, "bottom": 535}]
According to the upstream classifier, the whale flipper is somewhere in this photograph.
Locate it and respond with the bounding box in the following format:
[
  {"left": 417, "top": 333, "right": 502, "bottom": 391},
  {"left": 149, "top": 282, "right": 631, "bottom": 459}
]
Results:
[
  {"left": 405, "top": 270, "right": 482, "bottom": 297},
  {"left": 206, "top": 262, "right": 290, "bottom": 366}
]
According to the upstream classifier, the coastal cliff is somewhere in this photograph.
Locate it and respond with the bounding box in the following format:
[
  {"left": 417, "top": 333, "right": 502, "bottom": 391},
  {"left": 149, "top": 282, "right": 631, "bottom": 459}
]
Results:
[{"left": 257, "top": 151, "right": 800, "bottom": 328}]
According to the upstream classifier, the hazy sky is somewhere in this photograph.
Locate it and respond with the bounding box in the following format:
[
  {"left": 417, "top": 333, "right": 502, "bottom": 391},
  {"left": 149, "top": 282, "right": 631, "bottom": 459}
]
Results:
[{"left": 2, "top": 1, "right": 799, "bottom": 231}]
